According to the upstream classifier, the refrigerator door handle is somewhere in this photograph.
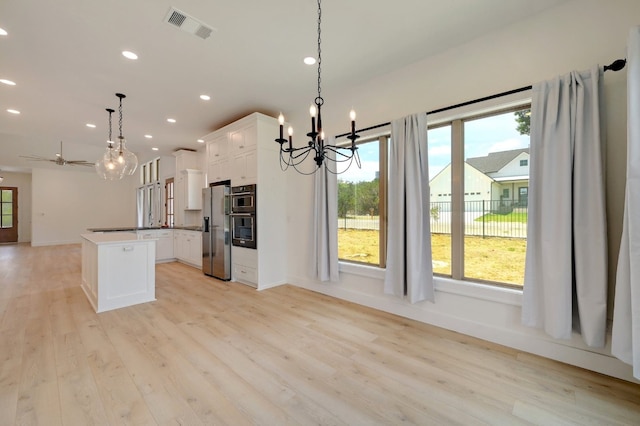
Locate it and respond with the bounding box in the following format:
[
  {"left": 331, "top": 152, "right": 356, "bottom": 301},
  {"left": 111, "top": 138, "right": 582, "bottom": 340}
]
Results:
[{"left": 203, "top": 216, "right": 210, "bottom": 233}]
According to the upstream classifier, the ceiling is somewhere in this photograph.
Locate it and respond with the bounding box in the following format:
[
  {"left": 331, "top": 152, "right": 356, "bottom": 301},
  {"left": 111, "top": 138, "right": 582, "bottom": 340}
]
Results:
[{"left": 0, "top": 0, "right": 567, "bottom": 172}]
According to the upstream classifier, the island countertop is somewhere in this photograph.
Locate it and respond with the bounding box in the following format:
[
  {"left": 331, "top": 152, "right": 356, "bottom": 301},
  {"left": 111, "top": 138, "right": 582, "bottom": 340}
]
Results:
[
  {"left": 87, "top": 226, "right": 202, "bottom": 232},
  {"left": 80, "top": 232, "right": 149, "bottom": 244}
]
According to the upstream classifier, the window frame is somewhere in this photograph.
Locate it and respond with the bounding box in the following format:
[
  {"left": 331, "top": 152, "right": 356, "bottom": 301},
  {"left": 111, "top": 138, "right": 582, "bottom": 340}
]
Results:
[
  {"left": 337, "top": 90, "right": 532, "bottom": 292},
  {"left": 336, "top": 131, "right": 390, "bottom": 268},
  {"left": 165, "top": 177, "right": 174, "bottom": 227}
]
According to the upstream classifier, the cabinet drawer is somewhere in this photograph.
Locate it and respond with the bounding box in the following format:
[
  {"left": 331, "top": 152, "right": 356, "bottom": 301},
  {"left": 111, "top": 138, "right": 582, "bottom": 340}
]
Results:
[{"left": 233, "top": 263, "right": 257, "bottom": 288}]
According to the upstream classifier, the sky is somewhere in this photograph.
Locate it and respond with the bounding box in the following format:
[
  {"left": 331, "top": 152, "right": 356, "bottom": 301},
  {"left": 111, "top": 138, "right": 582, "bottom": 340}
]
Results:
[{"left": 338, "top": 110, "right": 530, "bottom": 183}]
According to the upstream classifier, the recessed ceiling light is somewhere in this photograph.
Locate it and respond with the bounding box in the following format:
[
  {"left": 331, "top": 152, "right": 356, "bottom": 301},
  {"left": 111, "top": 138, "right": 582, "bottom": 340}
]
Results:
[
  {"left": 304, "top": 57, "right": 316, "bottom": 65},
  {"left": 144, "top": 134, "right": 153, "bottom": 139},
  {"left": 152, "top": 147, "right": 159, "bottom": 151},
  {"left": 197, "top": 139, "right": 204, "bottom": 143},
  {"left": 86, "top": 123, "right": 96, "bottom": 128},
  {"left": 0, "top": 28, "right": 7, "bottom": 36},
  {"left": 7, "top": 109, "right": 20, "bottom": 114},
  {"left": 122, "top": 50, "right": 138, "bottom": 60},
  {"left": 167, "top": 118, "right": 176, "bottom": 123},
  {"left": 200, "top": 95, "right": 210, "bottom": 101},
  {"left": 0, "top": 79, "right": 16, "bottom": 86}
]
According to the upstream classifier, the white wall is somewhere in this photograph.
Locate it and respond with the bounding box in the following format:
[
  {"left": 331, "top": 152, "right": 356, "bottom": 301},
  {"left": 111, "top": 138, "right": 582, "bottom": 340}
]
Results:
[
  {"left": 31, "top": 168, "right": 137, "bottom": 246},
  {"left": 0, "top": 171, "right": 32, "bottom": 243},
  {"left": 284, "top": 0, "right": 640, "bottom": 382}
]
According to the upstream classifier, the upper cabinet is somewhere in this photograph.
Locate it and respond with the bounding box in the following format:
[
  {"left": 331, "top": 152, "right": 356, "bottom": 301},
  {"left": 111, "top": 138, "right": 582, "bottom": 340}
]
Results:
[
  {"left": 173, "top": 149, "right": 204, "bottom": 226},
  {"left": 203, "top": 114, "right": 276, "bottom": 187},
  {"left": 174, "top": 149, "right": 200, "bottom": 173},
  {"left": 206, "top": 135, "right": 230, "bottom": 183}
]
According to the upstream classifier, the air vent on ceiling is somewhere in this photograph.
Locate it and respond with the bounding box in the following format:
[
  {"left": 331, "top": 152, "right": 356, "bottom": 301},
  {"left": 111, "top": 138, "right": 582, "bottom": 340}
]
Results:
[{"left": 164, "top": 7, "right": 215, "bottom": 40}]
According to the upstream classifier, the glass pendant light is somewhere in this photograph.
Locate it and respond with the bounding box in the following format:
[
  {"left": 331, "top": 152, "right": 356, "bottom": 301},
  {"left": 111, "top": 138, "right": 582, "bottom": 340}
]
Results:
[
  {"left": 95, "top": 108, "right": 125, "bottom": 180},
  {"left": 115, "top": 93, "right": 138, "bottom": 176}
]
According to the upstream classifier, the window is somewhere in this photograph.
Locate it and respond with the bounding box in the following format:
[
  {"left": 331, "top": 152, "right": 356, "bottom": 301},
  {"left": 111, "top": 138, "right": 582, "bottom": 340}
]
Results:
[
  {"left": 461, "top": 107, "right": 530, "bottom": 286},
  {"left": 165, "top": 178, "right": 174, "bottom": 227},
  {"left": 337, "top": 134, "right": 389, "bottom": 266},
  {"left": 428, "top": 124, "right": 452, "bottom": 276},
  {"left": 337, "top": 103, "right": 530, "bottom": 288}
]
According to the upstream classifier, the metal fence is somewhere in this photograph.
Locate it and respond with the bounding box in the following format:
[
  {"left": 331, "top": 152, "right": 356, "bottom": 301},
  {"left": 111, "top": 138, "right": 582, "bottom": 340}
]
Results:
[{"left": 339, "top": 200, "right": 528, "bottom": 239}]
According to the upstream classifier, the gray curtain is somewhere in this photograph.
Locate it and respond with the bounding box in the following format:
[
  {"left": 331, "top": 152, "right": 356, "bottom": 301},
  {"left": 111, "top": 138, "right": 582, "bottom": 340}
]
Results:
[
  {"left": 522, "top": 65, "right": 607, "bottom": 347},
  {"left": 313, "top": 137, "right": 339, "bottom": 282},
  {"left": 612, "top": 25, "right": 640, "bottom": 379},
  {"left": 384, "top": 113, "right": 434, "bottom": 303}
]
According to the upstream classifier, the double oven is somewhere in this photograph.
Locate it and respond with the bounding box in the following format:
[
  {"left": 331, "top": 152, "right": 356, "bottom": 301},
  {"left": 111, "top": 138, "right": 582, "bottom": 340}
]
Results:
[{"left": 230, "top": 184, "right": 257, "bottom": 249}]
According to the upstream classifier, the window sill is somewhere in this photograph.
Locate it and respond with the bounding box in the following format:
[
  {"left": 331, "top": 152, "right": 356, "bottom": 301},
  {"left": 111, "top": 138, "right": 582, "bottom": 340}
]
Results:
[{"left": 338, "top": 261, "right": 523, "bottom": 306}]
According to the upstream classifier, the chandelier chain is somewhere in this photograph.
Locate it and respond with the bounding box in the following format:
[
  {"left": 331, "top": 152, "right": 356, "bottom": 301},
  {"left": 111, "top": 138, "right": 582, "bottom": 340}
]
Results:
[
  {"left": 118, "top": 96, "right": 123, "bottom": 138},
  {"left": 316, "top": 0, "right": 322, "bottom": 104},
  {"left": 108, "top": 110, "right": 113, "bottom": 142}
]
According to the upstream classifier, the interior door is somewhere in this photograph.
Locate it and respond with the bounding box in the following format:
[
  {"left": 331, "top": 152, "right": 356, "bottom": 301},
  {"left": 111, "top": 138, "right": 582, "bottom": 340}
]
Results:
[{"left": 0, "top": 187, "right": 18, "bottom": 243}]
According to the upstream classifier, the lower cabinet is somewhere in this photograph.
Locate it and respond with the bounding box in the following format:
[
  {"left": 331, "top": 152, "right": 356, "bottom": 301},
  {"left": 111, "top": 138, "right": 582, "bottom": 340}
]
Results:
[
  {"left": 137, "top": 229, "right": 174, "bottom": 262},
  {"left": 232, "top": 246, "right": 257, "bottom": 288},
  {"left": 174, "top": 230, "right": 202, "bottom": 269}
]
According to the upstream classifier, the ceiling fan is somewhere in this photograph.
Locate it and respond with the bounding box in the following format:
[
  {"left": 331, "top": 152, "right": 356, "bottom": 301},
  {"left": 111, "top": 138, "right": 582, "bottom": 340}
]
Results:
[{"left": 20, "top": 141, "right": 93, "bottom": 167}]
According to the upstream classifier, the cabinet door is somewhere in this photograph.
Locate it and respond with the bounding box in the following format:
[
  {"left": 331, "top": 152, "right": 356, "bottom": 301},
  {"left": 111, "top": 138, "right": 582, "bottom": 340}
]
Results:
[
  {"left": 207, "top": 136, "right": 228, "bottom": 163},
  {"left": 182, "top": 170, "right": 203, "bottom": 210},
  {"left": 229, "top": 125, "right": 256, "bottom": 155},
  {"left": 209, "top": 159, "right": 229, "bottom": 184},
  {"left": 231, "top": 150, "right": 257, "bottom": 183},
  {"left": 187, "top": 232, "right": 202, "bottom": 267}
]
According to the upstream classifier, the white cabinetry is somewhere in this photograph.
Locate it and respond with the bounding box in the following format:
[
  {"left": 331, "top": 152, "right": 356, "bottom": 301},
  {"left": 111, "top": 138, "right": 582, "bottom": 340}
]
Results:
[
  {"left": 232, "top": 246, "right": 258, "bottom": 288},
  {"left": 173, "top": 150, "right": 204, "bottom": 227},
  {"left": 229, "top": 125, "right": 257, "bottom": 183},
  {"left": 81, "top": 233, "right": 156, "bottom": 313},
  {"left": 174, "top": 230, "right": 202, "bottom": 268},
  {"left": 203, "top": 113, "right": 286, "bottom": 290},
  {"left": 138, "top": 229, "right": 174, "bottom": 262},
  {"left": 181, "top": 169, "right": 204, "bottom": 210},
  {"left": 206, "top": 135, "right": 230, "bottom": 183}
]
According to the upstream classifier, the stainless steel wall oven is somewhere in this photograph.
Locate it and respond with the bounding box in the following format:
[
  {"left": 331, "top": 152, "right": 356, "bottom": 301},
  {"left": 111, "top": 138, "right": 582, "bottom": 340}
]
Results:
[
  {"left": 231, "top": 184, "right": 256, "bottom": 213},
  {"left": 230, "top": 184, "right": 256, "bottom": 249}
]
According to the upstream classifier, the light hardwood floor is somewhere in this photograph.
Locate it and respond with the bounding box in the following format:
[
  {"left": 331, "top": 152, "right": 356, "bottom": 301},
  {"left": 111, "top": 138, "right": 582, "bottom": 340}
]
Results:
[{"left": 1, "top": 243, "right": 639, "bottom": 425}]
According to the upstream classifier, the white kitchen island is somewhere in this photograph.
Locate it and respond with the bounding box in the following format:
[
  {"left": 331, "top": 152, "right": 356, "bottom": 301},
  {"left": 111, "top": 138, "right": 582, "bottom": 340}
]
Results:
[{"left": 81, "top": 232, "right": 156, "bottom": 313}]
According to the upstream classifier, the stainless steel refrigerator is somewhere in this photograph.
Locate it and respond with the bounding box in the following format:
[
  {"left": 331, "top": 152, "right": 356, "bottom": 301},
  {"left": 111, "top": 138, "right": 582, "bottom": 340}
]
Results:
[{"left": 202, "top": 183, "right": 231, "bottom": 280}]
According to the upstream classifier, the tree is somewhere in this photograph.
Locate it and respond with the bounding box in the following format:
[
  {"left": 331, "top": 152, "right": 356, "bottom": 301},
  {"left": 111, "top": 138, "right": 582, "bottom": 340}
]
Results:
[
  {"left": 337, "top": 180, "right": 354, "bottom": 218},
  {"left": 514, "top": 109, "right": 530, "bottom": 135},
  {"left": 355, "top": 179, "right": 379, "bottom": 216}
]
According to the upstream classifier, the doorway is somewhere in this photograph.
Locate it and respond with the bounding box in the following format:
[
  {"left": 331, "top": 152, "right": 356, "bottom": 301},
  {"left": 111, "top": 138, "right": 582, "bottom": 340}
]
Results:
[{"left": 0, "top": 187, "right": 18, "bottom": 243}]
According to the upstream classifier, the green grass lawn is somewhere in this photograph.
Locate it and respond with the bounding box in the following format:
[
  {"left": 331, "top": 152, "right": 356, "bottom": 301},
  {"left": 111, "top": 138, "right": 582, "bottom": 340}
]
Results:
[{"left": 338, "top": 229, "right": 525, "bottom": 286}]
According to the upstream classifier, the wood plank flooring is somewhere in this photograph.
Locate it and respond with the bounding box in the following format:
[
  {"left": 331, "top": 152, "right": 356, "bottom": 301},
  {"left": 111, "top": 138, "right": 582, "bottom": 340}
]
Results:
[{"left": 1, "top": 243, "right": 639, "bottom": 425}]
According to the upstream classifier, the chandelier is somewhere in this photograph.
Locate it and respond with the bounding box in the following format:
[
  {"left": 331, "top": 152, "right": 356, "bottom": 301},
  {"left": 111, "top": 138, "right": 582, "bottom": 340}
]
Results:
[
  {"left": 95, "top": 93, "right": 138, "bottom": 180},
  {"left": 275, "top": 0, "right": 361, "bottom": 174}
]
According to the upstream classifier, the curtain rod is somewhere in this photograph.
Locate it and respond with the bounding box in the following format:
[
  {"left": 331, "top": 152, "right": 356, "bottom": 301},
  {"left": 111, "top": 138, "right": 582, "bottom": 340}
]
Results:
[{"left": 335, "top": 57, "right": 626, "bottom": 138}]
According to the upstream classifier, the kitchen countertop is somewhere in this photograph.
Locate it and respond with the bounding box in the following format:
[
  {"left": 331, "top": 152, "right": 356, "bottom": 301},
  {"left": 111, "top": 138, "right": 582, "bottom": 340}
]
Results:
[
  {"left": 87, "top": 226, "right": 202, "bottom": 232},
  {"left": 80, "top": 232, "right": 146, "bottom": 244}
]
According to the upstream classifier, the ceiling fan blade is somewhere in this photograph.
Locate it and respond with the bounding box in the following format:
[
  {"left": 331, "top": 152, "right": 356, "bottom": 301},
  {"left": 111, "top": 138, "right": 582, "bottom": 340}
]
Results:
[
  {"left": 20, "top": 142, "right": 92, "bottom": 166},
  {"left": 67, "top": 160, "right": 94, "bottom": 166},
  {"left": 19, "top": 155, "right": 53, "bottom": 161}
]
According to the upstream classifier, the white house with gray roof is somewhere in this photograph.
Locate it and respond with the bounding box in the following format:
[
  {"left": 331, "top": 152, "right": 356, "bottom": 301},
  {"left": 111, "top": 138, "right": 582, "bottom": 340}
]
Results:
[{"left": 429, "top": 148, "right": 530, "bottom": 210}]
